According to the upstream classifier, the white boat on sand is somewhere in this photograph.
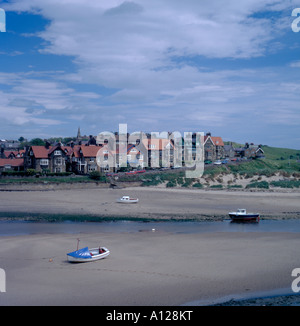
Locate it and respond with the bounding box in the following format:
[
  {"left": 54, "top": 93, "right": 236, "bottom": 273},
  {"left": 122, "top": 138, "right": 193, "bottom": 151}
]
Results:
[
  {"left": 117, "top": 196, "right": 139, "bottom": 204},
  {"left": 67, "top": 246, "right": 110, "bottom": 263},
  {"left": 229, "top": 208, "right": 260, "bottom": 222}
]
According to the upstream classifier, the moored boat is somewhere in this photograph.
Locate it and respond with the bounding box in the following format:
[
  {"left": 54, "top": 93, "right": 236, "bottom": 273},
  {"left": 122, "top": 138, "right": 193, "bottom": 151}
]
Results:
[
  {"left": 67, "top": 246, "right": 110, "bottom": 263},
  {"left": 117, "top": 196, "right": 139, "bottom": 204},
  {"left": 229, "top": 208, "right": 260, "bottom": 222}
]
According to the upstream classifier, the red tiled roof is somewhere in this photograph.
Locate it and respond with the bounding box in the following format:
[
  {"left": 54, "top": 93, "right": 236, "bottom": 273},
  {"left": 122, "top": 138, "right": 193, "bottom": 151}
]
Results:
[
  {"left": 80, "top": 145, "right": 103, "bottom": 157},
  {"left": 31, "top": 146, "right": 51, "bottom": 158},
  {"left": 204, "top": 136, "right": 224, "bottom": 146},
  {"left": 31, "top": 145, "right": 76, "bottom": 158},
  {"left": 0, "top": 158, "right": 24, "bottom": 167},
  {"left": 4, "top": 150, "right": 25, "bottom": 158}
]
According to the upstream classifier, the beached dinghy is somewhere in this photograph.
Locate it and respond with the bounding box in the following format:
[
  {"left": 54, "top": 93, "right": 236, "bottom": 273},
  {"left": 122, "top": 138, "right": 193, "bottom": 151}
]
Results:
[
  {"left": 117, "top": 195, "right": 139, "bottom": 204},
  {"left": 229, "top": 209, "right": 260, "bottom": 222},
  {"left": 67, "top": 246, "right": 110, "bottom": 263}
]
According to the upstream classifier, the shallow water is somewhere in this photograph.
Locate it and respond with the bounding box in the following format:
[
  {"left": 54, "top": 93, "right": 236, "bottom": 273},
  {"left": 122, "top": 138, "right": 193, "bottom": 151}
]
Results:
[{"left": 1, "top": 218, "right": 300, "bottom": 237}]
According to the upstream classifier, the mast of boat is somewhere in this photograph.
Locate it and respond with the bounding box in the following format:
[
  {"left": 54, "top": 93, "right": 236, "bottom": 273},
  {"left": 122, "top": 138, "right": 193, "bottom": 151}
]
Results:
[{"left": 76, "top": 238, "right": 80, "bottom": 251}]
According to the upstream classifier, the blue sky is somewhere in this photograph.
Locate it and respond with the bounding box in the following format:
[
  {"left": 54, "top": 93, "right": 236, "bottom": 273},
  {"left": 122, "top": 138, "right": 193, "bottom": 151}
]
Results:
[{"left": 0, "top": 0, "right": 300, "bottom": 149}]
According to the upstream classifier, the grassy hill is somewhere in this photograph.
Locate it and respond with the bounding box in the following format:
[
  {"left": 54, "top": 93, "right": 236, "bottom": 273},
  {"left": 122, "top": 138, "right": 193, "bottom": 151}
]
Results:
[
  {"left": 225, "top": 145, "right": 300, "bottom": 176},
  {"left": 202, "top": 145, "right": 300, "bottom": 181},
  {"left": 261, "top": 145, "right": 300, "bottom": 161}
]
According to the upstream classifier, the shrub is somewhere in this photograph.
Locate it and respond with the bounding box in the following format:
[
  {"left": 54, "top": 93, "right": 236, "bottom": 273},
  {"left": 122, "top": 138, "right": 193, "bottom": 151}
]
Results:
[
  {"left": 246, "top": 181, "right": 269, "bottom": 189},
  {"left": 210, "top": 184, "right": 223, "bottom": 189},
  {"left": 89, "top": 171, "right": 102, "bottom": 180},
  {"left": 270, "top": 180, "right": 300, "bottom": 188},
  {"left": 26, "top": 169, "right": 36, "bottom": 176},
  {"left": 1, "top": 171, "right": 27, "bottom": 176},
  {"left": 181, "top": 178, "right": 194, "bottom": 187},
  {"left": 166, "top": 180, "right": 177, "bottom": 187},
  {"left": 141, "top": 179, "right": 162, "bottom": 187},
  {"left": 192, "top": 182, "right": 203, "bottom": 188}
]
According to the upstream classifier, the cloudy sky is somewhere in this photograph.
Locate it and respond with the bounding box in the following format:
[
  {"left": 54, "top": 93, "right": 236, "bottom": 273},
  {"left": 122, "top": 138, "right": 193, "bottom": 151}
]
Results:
[{"left": 0, "top": 0, "right": 300, "bottom": 148}]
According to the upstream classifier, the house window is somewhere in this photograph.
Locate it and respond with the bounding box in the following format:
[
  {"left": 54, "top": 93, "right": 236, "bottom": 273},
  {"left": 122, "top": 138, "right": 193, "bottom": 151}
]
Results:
[
  {"left": 54, "top": 150, "right": 61, "bottom": 156},
  {"left": 55, "top": 167, "right": 62, "bottom": 173},
  {"left": 40, "top": 159, "right": 49, "bottom": 166},
  {"left": 88, "top": 164, "right": 96, "bottom": 172},
  {"left": 55, "top": 158, "right": 62, "bottom": 165}
]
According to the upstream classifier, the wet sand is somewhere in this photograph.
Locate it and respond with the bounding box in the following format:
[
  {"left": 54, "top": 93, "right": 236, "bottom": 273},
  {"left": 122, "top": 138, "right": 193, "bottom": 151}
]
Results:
[{"left": 0, "top": 230, "right": 300, "bottom": 306}]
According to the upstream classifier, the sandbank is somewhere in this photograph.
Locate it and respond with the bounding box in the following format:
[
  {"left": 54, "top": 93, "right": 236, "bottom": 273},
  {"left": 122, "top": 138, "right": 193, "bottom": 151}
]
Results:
[{"left": 0, "top": 187, "right": 299, "bottom": 220}]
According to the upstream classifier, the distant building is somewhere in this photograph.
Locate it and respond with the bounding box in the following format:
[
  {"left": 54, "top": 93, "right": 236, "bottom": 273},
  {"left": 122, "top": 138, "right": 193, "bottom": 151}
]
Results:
[
  {"left": 0, "top": 139, "right": 21, "bottom": 150},
  {"left": 234, "top": 143, "right": 265, "bottom": 159},
  {"left": 204, "top": 133, "right": 225, "bottom": 161},
  {"left": 224, "top": 143, "right": 235, "bottom": 158},
  {"left": 0, "top": 158, "right": 24, "bottom": 172},
  {"left": 0, "top": 147, "right": 25, "bottom": 172}
]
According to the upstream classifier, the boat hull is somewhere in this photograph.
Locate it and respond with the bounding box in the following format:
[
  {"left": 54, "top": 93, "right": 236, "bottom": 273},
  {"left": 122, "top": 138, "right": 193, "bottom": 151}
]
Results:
[
  {"left": 229, "top": 214, "right": 260, "bottom": 222},
  {"left": 67, "top": 247, "right": 110, "bottom": 263},
  {"left": 117, "top": 199, "right": 139, "bottom": 204}
]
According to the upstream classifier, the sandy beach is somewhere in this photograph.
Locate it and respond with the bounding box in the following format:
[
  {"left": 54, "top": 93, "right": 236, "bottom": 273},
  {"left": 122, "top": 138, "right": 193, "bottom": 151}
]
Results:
[
  {"left": 0, "top": 186, "right": 299, "bottom": 220},
  {"left": 1, "top": 229, "right": 300, "bottom": 306},
  {"left": 0, "top": 187, "right": 300, "bottom": 306}
]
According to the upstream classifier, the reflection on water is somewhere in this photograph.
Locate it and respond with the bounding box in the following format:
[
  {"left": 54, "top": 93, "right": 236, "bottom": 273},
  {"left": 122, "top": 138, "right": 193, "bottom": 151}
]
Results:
[{"left": 1, "top": 218, "right": 300, "bottom": 236}]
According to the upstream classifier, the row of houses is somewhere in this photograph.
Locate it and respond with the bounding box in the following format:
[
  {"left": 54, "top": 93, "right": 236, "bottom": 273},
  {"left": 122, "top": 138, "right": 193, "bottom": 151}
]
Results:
[{"left": 0, "top": 132, "right": 264, "bottom": 174}]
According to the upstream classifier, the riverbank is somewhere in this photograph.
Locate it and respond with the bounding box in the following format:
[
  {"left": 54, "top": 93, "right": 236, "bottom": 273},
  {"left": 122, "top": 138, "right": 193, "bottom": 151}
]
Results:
[{"left": 0, "top": 187, "right": 299, "bottom": 221}]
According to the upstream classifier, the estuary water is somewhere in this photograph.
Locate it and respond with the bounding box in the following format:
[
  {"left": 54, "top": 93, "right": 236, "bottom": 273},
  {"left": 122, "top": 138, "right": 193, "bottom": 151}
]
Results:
[{"left": 1, "top": 218, "right": 300, "bottom": 237}]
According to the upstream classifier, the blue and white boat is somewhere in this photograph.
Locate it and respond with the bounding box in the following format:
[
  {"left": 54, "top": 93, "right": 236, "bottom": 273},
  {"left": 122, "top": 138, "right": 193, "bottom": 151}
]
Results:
[{"left": 67, "top": 246, "right": 110, "bottom": 263}]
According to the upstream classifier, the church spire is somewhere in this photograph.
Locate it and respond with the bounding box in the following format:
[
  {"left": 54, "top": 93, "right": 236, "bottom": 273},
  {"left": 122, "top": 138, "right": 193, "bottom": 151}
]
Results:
[{"left": 77, "top": 127, "right": 82, "bottom": 140}]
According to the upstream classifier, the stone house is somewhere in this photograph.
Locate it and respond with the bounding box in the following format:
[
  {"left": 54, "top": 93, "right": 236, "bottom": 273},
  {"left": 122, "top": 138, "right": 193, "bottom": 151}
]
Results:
[
  {"left": 204, "top": 133, "right": 225, "bottom": 161},
  {"left": 24, "top": 144, "right": 70, "bottom": 173},
  {"left": 70, "top": 145, "right": 104, "bottom": 174}
]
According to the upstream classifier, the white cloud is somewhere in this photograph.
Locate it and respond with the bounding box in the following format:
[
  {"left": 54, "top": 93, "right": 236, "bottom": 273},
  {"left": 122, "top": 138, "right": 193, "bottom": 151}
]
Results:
[
  {"left": 0, "top": 72, "right": 102, "bottom": 130},
  {"left": 2, "top": 0, "right": 300, "bottom": 147},
  {"left": 290, "top": 61, "right": 300, "bottom": 68}
]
